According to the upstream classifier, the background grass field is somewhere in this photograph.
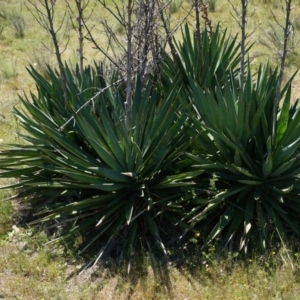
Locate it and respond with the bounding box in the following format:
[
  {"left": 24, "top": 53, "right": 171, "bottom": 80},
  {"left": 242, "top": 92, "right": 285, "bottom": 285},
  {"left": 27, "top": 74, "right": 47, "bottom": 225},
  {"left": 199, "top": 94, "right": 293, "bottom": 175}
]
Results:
[{"left": 2, "top": 0, "right": 300, "bottom": 299}]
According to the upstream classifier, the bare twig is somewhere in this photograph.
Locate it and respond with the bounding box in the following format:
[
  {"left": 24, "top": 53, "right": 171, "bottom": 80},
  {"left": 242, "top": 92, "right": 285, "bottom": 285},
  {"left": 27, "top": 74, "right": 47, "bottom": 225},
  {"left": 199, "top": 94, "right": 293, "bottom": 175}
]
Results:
[
  {"left": 239, "top": 0, "right": 248, "bottom": 90},
  {"left": 83, "top": 20, "right": 123, "bottom": 70},
  {"left": 66, "top": 0, "right": 96, "bottom": 75},
  {"left": 272, "top": 0, "right": 293, "bottom": 143},
  {"left": 228, "top": 0, "right": 252, "bottom": 90},
  {"left": 26, "top": 0, "right": 69, "bottom": 108},
  {"left": 125, "top": 0, "right": 133, "bottom": 128}
]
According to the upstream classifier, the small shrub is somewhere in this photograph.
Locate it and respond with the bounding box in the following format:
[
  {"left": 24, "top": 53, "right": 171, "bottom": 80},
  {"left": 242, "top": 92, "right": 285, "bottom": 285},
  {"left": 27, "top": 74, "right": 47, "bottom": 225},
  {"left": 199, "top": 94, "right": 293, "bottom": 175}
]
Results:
[
  {"left": 206, "top": 0, "right": 217, "bottom": 12},
  {"left": 0, "top": 21, "right": 4, "bottom": 39},
  {"left": 260, "top": 24, "right": 296, "bottom": 61},
  {"left": 170, "top": 0, "right": 183, "bottom": 14},
  {"left": 9, "top": 13, "right": 25, "bottom": 38},
  {"left": 28, "top": 49, "right": 52, "bottom": 80},
  {"left": 294, "top": 16, "right": 300, "bottom": 31},
  {"left": 272, "top": 2, "right": 280, "bottom": 9},
  {"left": 162, "top": 24, "right": 243, "bottom": 94},
  {"left": 115, "top": 22, "right": 125, "bottom": 34},
  {"left": 0, "top": 7, "right": 10, "bottom": 20},
  {"left": 0, "top": 58, "right": 17, "bottom": 79}
]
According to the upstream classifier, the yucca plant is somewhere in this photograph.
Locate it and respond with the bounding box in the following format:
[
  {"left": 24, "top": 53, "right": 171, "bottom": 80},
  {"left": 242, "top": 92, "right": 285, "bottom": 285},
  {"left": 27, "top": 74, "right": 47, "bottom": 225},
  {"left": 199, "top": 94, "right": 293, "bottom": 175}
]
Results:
[
  {"left": 183, "top": 63, "right": 300, "bottom": 252},
  {"left": 0, "top": 63, "right": 204, "bottom": 265},
  {"left": 162, "top": 23, "right": 246, "bottom": 92},
  {"left": 26, "top": 61, "right": 119, "bottom": 116}
]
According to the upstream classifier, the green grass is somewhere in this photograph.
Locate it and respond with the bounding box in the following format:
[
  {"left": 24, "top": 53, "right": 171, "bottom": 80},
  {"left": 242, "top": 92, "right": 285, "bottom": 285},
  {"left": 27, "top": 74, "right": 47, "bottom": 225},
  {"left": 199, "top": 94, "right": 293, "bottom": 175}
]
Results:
[{"left": 1, "top": 0, "right": 300, "bottom": 298}]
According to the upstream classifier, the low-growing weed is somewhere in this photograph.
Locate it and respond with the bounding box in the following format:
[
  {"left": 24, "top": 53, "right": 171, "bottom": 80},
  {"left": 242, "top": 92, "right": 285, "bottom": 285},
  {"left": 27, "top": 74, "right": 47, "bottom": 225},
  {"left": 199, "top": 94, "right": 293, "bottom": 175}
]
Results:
[
  {"left": 0, "top": 20, "right": 4, "bottom": 39},
  {"left": 0, "top": 58, "right": 17, "bottom": 79},
  {"left": 28, "top": 48, "right": 53, "bottom": 79},
  {"left": 170, "top": 0, "right": 183, "bottom": 14},
  {"left": 10, "top": 13, "right": 25, "bottom": 38},
  {"left": 206, "top": 0, "right": 218, "bottom": 12}
]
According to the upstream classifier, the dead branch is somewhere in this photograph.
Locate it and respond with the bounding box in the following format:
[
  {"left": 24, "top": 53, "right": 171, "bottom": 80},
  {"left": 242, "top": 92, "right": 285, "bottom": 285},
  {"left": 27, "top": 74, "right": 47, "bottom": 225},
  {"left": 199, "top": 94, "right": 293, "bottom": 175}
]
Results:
[{"left": 26, "top": 0, "right": 69, "bottom": 108}]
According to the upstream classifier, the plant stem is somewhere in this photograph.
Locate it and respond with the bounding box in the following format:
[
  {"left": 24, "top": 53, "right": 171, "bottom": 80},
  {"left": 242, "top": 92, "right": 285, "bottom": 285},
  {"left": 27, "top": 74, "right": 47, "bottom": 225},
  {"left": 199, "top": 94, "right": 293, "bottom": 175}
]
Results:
[
  {"left": 272, "top": 0, "right": 292, "bottom": 144},
  {"left": 125, "top": 0, "right": 133, "bottom": 129}
]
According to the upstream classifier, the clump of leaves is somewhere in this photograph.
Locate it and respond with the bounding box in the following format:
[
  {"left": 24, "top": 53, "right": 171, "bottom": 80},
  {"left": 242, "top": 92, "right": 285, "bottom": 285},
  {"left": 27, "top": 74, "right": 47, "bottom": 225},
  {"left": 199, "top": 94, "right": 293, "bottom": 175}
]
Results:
[
  {"left": 0, "top": 63, "right": 203, "bottom": 266},
  {"left": 162, "top": 23, "right": 245, "bottom": 93},
  {"left": 184, "top": 64, "right": 300, "bottom": 252}
]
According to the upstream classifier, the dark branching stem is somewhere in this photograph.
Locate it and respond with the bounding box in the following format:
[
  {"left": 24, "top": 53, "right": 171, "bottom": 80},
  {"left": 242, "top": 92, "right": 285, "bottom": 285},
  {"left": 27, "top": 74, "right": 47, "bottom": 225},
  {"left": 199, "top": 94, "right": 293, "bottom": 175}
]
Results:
[
  {"left": 276, "top": 0, "right": 292, "bottom": 104},
  {"left": 44, "top": 1, "right": 68, "bottom": 109},
  {"left": 83, "top": 20, "right": 123, "bottom": 70},
  {"left": 67, "top": 0, "right": 98, "bottom": 75},
  {"left": 139, "top": 0, "right": 155, "bottom": 80},
  {"left": 240, "top": 0, "right": 248, "bottom": 91},
  {"left": 195, "top": 0, "right": 201, "bottom": 39},
  {"left": 272, "top": 0, "right": 293, "bottom": 144},
  {"left": 75, "top": 0, "right": 85, "bottom": 75},
  {"left": 125, "top": 0, "right": 133, "bottom": 129},
  {"left": 27, "top": 0, "right": 69, "bottom": 109},
  {"left": 228, "top": 0, "right": 249, "bottom": 90},
  {"left": 195, "top": 0, "right": 202, "bottom": 69},
  {"left": 159, "top": 2, "right": 177, "bottom": 63},
  {"left": 66, "top": 0, "right": 91, "bottom": 75}
]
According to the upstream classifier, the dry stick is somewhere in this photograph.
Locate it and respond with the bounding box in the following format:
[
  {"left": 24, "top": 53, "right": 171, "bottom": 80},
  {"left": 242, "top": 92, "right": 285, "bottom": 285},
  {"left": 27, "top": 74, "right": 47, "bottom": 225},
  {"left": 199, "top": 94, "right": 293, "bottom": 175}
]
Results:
[
  {"left": 89, "top": 0, "right": 193, "bottom": 81},
  {"left": 125, "top": 0, "right": 133, "bottom": 129},
  {"left": 195, "top": 0, "right": 202, "bottom": 35},
  {"left": 195, "top": 0, "right": 202, "bottom": 69},
  {"left": 275, "top": 0, "right": 293, "bottom": 101},
  {"left": 44, "top": 1, "right": 69, "bottom": 109},
  {"left": 98, "top": 0, "right": 129, "bottom": 71},
  {"left": 159, "top": 0, "right": 177, "bottom": 62},
  {"left": 82, "top": 0, "right": 170, "bottom": 114},
  {"left": 228, "top": 0, "right": 249, "bottom": 90},
  {"left": 102, "top": 23, "right": 122, "bottom": 62},
  {"left": 99, "top": 0, "right": 130, "bottom": 73},
  {"left": 200, "top": 2, "right": 213, "bottom": 35},
  {"left": 229, "top": 0, "right": 257, "bottom": 90},
  {"left": 27, "top": 0, "right": 69, "bottom": 109},
  {"left": 272, "top": 0, "right": 293, "bottom": 144},
  {"left": 239, "top": 0, "right": 248, "bottom": 90},
  {"left": 98, "top": 0, "right": 127, "bottom": 69},
  {"left": 82, "top": 15, "right": 126, "bottom": 71},
  {"left": 130, "top": 0, "right": 162, "bottom": 83},
  {"left": 75, "top": 0, "right": 85, "bottom": 75},
  {"left": 259, "top": 9, "right": 293, "bottom": 60},
  {"left": 135, "top": 0, "right": 155, "bottom": 74},
  {"left": 101, "top": 19, "right": 127, "bottom": 54},
  {"left": 98, "top": 0, "right": 125, "bottom": 25},
  {"left": 139, "top": 0, "right": 155, "bottom": 80},
  {"left": 159, "top": 0, "right": 194, "bottom": 65},
  {"left": 66, "top": 0, "right": 93, "bottom": 75}
]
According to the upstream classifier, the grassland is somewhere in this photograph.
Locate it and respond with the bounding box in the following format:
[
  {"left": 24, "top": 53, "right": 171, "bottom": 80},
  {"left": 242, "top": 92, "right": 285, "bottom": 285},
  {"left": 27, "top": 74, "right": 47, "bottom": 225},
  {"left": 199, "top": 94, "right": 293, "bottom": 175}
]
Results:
[{"left": 2, "top": 0, "right": 300, "bottom": 299}]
